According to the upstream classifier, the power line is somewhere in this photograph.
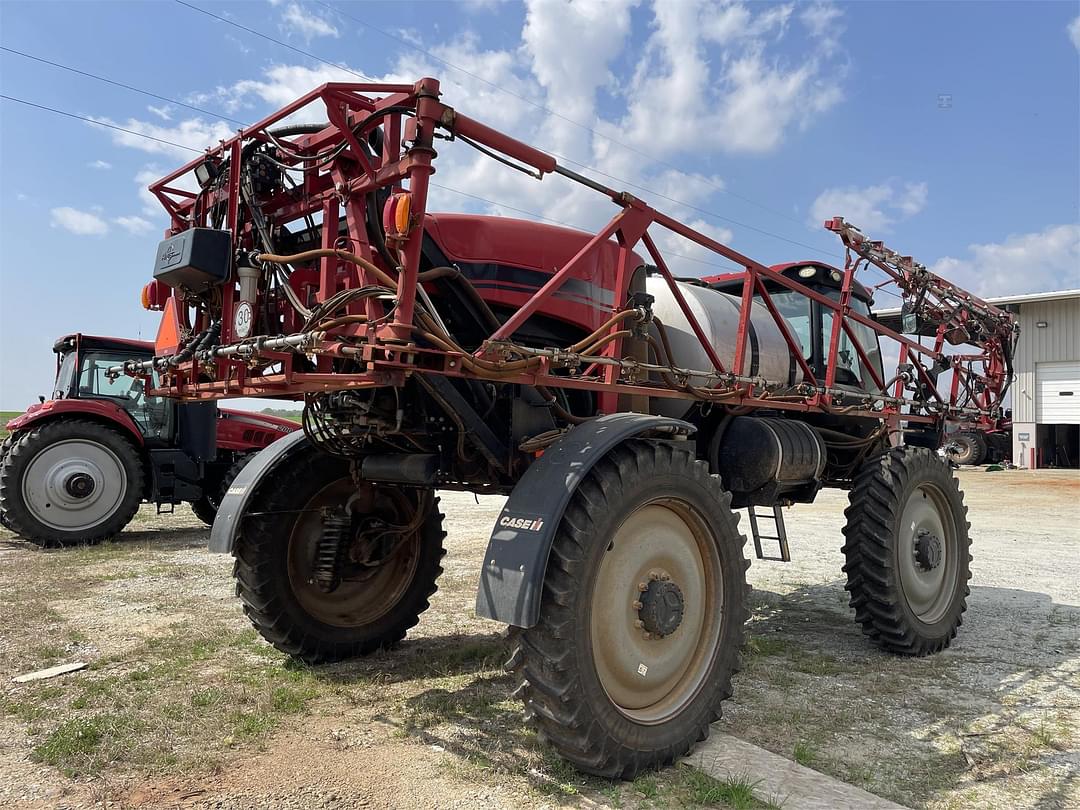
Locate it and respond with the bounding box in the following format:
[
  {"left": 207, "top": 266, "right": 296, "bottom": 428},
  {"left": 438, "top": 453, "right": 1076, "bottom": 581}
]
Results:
[
  {"left": 174, "top": 0, "right": 376, "bottom": 83},
  {"left": 316, "top": 0, "right": 830, "bottom": 238},
  {"left": 0, "top": 46, "right": 247, "bottom": 126},
  {"left": 0, "top": 94, "right": 204, "bottom": 154}
]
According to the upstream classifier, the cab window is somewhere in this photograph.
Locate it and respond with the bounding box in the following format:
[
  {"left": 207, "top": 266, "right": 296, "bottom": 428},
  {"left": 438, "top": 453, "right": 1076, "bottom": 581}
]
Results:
[{"left": 78, "top": 351, "right": 172, "bottom": 440}]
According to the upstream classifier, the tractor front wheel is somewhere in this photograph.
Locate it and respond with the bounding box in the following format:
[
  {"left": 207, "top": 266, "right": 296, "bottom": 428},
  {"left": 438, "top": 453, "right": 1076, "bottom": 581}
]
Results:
[
  {"left": 842, "top": 446, "right": 971, "bottom": 655},
  {"left": 0, "top": 420, "right": 144, "bottom": 546},
  {"left": 508, "top": 439, "right": 748, "bottom": 778},
  {"left": 233, "top": 449, "right": 446, "bottom": 663}
]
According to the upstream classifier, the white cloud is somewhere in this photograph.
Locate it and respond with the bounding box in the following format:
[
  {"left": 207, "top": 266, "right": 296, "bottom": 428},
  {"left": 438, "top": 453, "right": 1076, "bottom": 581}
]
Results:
[
  {"left": 114, "top": 215, "right": 156, "bottom": 235},
  {"left": 87, "top": 160, "right": 112, "bottom": 170},
  {"left": 50, "top": 207, "right": 109, "bottom": 236},
  {"left": 280, "top": 2, "right": 338, "bottom": 40},
  {"left": 90, "top": 115, "right": 234, "bottom": 159},
  {"left": 1069, "top": 15, "right": 1080, "bottom": 51},
  {"left": 930, "top": 224, "right": 1080, "bottom": 298},
  {"left": 809, "top": 180, "right": 928, "bottom": 232},
  {"left": 147, "top": 103, "right": 173, "bottom": 120},
  {"left": 800, "top": 2, "right": 844, "bottom": 54},
  {"left": 609, "top": 1, "right": 844, "bottom": 156}
]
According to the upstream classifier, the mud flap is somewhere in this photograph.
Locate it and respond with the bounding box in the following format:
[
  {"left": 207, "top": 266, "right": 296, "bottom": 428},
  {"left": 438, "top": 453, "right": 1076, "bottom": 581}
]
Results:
[
  {"left": 208, "top": 429, "right": 311, "bottom": 553},
  {"left": 474, "top": 412, "right": 695, "bottom": 628}
]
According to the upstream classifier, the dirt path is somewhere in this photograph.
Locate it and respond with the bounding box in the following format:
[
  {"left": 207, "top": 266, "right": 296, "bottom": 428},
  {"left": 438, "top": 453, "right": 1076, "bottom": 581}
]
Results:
[{"left": 1, "top": 469, "right": 1077, "bottom": 809}]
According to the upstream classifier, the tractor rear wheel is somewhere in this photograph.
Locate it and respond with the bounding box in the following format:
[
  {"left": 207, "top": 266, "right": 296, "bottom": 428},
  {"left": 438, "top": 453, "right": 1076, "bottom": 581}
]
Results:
[
  {"left": 507, "top": 439, "right": 748, "bottom": 778},
  {"left": 233, "top": 449, "right": 446, "bottom": 664},
  {"left": 0, "top": 420, "right": 144, "bottom": 547},
  {"left": 951, "top": 432, "right": 986, "bottom": 466},
  {"left": 842, "top": 446, "right": 971, "bottom": 655}
]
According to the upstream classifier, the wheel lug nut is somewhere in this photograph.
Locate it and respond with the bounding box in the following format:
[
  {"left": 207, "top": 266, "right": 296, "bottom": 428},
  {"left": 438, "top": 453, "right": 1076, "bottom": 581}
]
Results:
[
  {"left": 638, "top": 582, "right": 648, "bottom": 592},
  {"left": 642, "top": 632, "right": 653, "bottom": 640},
  {"left": 632, "top": 600, "right": 643, "bottom": 610},
  {"left": 634, "top": 619, "right": 645, "bottom": 629},
  {"left": 660, "top": 573, "right": 670, "bottom": 582},
  {"left": 649, "top": 571, "right": 660, "bottom": 581}
]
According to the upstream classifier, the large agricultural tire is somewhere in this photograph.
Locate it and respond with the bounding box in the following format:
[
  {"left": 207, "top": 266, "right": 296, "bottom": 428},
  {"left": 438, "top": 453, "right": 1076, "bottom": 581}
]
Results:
[
  {"left": 507, "top": 439, "right": 749, "bottom": 779},
  {"left": 0, "top": 420, "right": 144, "bottom": 547},
  {"left": 190, "top": 453, "right": 253, "bottom": 527},
  {"left": 842, "top": 446, "right": 971, "bottom": 656},
  {"left": 233, "top": 449, "right": 446, "bottom": 664},
  {"left": 0, "top": 434, "right": 14, "bottom": 530},
  {"left": 950, "top": 432, "right": 986, "bottom": 466}
]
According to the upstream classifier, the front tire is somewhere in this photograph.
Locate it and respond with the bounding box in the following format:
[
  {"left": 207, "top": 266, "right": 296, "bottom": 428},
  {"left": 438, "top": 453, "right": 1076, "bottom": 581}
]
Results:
[
  {"left": 233, "top": 449, "right": 446, "bottom": 664},
  {"left": 0, "top": 420, "right": 144, "bottom": 547},
  {"left": 508, "top": 439, "right": 748, "bottom": 778},
  {"left": 842, "top": 446, "right": 971, "bottom": 655}
]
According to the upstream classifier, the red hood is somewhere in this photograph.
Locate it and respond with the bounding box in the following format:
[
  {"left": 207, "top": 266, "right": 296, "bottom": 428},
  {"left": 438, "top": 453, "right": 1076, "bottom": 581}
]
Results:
[{"left": 218, "top": 408, "right": 300, "bottom": 432}]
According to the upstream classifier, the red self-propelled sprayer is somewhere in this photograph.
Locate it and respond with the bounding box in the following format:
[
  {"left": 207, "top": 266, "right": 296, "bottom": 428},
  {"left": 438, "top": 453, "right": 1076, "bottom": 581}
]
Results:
[{"left": 115, "top": 77, "right": 1017, "bottom": 778}]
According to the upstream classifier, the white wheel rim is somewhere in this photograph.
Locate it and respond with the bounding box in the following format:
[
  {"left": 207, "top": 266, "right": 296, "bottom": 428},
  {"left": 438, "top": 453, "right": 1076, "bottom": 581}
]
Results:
[
  {"left": 589, "top": 500, "right": 723, "bottom": 724},
  {"left": 898, "top": 483, "right": 958, "bottom": 624},
  {"left": 21, "top": 439, "right": 128, "bottom": 531}
]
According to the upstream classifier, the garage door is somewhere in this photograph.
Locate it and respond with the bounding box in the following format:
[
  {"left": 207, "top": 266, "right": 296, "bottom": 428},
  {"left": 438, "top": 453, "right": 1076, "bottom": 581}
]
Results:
[{"left": 1036, "top": 361, "right": 1080, "bottom": 424}]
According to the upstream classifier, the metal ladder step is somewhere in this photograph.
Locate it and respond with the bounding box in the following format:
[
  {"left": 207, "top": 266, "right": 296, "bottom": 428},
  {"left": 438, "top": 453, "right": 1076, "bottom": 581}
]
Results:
[{"left": 747, "top": 505, "right": 790, "bottom": 562}]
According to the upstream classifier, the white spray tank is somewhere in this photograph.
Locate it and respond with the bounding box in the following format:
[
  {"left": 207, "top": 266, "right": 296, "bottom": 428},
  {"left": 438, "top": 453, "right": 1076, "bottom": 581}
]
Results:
[{"left": 645, "top": 275, "right": 802, "bottom": 418}]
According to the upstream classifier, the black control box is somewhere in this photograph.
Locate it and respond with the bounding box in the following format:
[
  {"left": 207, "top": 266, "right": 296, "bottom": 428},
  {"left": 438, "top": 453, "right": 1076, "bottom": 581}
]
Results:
[{"left": 153, "top": 228, "right": 232, "bottom": 291}]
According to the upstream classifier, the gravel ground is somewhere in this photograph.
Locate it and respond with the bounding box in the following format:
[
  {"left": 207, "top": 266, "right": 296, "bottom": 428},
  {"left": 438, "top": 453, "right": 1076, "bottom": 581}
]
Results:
[{"left": 0, "top": 467, "right": 1077, "bottom": 809}]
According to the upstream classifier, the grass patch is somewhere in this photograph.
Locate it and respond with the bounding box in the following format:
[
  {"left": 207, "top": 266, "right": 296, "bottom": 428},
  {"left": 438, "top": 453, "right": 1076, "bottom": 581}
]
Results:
[
  {"left": 745, "top": 635, "right": 790, "bottom": 657},
  {"left": 32, "top": 714, "right": 137, "bottom": 777},
  {"left": 678, "top": 768, "right": 777, "bottom": 809},
  {"left": 793, "top": 740, "right": 816, "bottom": 766},
  {"left": 10, "top": 621, "right": 326, "bottom": 777}
]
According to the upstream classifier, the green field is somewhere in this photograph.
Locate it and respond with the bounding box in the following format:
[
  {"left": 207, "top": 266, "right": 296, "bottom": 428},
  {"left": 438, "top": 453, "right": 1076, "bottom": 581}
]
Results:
[{"left": 0, "top": 411, "right": 22, "bottom": 440}]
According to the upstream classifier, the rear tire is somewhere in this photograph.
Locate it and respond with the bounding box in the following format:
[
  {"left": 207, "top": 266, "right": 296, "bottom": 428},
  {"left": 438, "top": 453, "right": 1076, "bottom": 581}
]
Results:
[
  {"left": 842, "top": 446, "right": 971, "bottom": 655},
  {"left": 0, "top": 420, "right": 144, "bottom": 547},
  {"left": 233, "top": 449, "right": 446, "bottom": 663},
  {"left": 508, "top": 439, "right": 748, "bottom": 778},
  {"left": 950, "top": 432, "right": 986, "bottom": 466}
]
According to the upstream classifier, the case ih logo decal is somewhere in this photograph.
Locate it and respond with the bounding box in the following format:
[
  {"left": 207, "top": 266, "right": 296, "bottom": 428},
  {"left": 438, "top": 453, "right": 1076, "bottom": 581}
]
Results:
[{"left": 499, "top": 516, "right": 545, "bottom": 532}]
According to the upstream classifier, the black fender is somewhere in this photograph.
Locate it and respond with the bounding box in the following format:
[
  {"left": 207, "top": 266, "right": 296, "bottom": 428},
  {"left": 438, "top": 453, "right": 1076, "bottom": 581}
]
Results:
[
  {"left": 209, "top": 429, "right": 311, "bottom": 553},
  {"left": 474, "top": 412, "right": 696, "bottom": 628}
]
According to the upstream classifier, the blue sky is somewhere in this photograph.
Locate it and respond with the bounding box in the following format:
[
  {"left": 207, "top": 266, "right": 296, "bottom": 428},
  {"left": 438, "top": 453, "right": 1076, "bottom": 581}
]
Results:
[{"left": 1, "top": 0, "right": 1078, "bottom": 409}]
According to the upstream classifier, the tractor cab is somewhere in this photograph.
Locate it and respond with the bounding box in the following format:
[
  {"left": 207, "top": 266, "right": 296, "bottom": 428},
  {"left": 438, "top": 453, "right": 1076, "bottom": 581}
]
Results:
[
  {"left": 50, "top": 334, "right": 174, "bottom": 442},
  {"left": 704, "top": 263, "right": 886, "bottom": 393}
]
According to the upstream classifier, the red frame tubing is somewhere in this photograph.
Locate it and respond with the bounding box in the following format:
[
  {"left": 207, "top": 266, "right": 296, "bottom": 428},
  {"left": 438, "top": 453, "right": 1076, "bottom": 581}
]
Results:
[{"left": 131, "top": 78, "right": 1014, "bottom": 433}]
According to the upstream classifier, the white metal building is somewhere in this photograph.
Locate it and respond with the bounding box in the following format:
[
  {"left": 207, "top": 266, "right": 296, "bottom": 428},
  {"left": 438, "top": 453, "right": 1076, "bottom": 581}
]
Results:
[{"left": 994, "top": 289, "right": 1080, "bottom": 468}]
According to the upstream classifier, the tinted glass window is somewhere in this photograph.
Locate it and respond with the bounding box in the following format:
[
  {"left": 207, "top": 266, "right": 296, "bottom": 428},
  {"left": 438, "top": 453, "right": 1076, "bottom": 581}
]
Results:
[{"left": 78, "top": 351, "right": 172, "bottom": 439}]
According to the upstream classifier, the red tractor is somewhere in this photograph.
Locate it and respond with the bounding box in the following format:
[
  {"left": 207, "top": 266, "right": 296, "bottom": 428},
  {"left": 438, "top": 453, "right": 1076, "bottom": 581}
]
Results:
[
  {"left": 0, "top": 333, "right": 298, "bottom": 546},
  {"left": 112, "top": 78, "right": 1017, "bottom": 777}
]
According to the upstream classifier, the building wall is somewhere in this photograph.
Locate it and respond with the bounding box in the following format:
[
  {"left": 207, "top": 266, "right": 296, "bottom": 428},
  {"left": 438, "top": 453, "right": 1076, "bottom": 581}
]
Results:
[
  {"left": 1011, "top": 296, "right": 1080, "bottom": 467},
  {"left": 1011, "top": 297, "right": 1080, "bottom": 423}
]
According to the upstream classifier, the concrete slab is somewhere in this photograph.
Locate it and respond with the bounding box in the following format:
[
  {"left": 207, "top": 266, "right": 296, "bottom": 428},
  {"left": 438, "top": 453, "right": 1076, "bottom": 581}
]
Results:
[{"left": 683, "top": 732, "right": 909, "bottom": 810}]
